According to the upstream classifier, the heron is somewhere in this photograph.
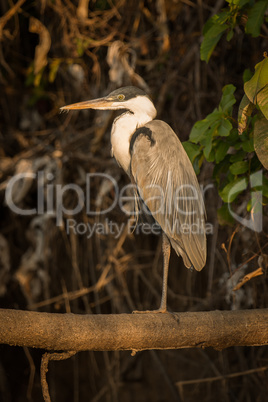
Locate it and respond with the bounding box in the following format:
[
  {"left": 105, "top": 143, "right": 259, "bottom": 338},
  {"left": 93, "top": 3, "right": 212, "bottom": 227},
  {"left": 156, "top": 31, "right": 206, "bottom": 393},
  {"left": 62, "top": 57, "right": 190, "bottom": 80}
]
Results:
[{"left": 61, "top": 86, "right": 206, "bottom": 313}]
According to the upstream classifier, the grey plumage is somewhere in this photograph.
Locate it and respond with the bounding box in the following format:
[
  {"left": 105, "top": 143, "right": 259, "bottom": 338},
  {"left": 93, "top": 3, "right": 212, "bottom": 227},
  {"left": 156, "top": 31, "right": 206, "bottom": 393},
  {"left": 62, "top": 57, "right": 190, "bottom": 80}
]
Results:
[{"left": 130, "top": 120, "right": 206, "bottom": 272}]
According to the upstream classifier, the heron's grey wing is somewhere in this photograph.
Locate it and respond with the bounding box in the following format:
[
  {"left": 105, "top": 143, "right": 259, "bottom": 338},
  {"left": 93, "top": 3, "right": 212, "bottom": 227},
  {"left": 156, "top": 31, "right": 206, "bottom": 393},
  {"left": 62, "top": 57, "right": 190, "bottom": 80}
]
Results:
[{"left": 130, "top": 120, "right": 206, "bottom": 271}]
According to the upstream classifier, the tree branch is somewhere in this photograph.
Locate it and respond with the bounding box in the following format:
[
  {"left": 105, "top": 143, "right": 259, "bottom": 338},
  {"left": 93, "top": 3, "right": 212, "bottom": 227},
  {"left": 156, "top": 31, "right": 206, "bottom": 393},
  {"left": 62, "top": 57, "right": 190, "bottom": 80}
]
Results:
[
  {"left": 1, "top": 308, "right": 268, "bottom": 352},
  {"left": 41, "top": 351, "right": 77, "bottom": 402}
]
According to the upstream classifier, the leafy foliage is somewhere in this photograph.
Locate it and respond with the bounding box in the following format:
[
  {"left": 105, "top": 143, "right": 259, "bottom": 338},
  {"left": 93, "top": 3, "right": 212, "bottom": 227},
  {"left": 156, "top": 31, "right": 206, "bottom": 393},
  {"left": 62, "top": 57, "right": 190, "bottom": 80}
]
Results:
[
  {"left": 238, "top": 55, "right": 268, "bottom": 169},
  {"left": 185, "top": 81, "right": 268, "bottom": 222},
  {"left": 184, "top": 84, "right": 264, "bottom": 204},
  {"left": 201, "top": 0, "right": 268, "bottom": 62},
  {"left": 185, "top": 0, "right": 268, "bottom": 225}
]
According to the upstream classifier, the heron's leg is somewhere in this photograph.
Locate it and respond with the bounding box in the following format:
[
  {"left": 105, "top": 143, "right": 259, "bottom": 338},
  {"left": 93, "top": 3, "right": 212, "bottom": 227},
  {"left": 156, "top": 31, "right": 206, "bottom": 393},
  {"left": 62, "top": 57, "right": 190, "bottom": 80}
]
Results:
[
  {"left": 132, "top": 232, "right": 171, "bottom": 314},
  {"left": 158, "top": 232, "right": 171, "bottom": 313}
]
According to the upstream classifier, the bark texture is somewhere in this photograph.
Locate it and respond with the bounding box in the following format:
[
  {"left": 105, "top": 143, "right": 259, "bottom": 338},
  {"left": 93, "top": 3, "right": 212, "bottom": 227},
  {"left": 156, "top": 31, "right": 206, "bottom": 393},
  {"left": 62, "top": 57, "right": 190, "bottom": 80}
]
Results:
[{"left": 0, "top": 308, "right": 267, "bottom": 352}]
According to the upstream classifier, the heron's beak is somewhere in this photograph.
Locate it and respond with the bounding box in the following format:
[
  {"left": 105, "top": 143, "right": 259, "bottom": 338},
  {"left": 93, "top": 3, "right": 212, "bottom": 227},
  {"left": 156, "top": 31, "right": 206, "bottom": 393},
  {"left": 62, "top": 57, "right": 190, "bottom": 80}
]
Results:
[{"left": 60, "top": 97, "right": 113, "bottom": 111}]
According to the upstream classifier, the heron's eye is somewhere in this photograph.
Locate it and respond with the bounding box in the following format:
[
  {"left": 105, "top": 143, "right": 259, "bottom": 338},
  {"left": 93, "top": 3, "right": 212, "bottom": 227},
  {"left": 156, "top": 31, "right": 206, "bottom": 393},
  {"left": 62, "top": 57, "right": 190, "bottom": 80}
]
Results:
[{"left": 117, "top": 94, "right": 125, "bottom": 100}]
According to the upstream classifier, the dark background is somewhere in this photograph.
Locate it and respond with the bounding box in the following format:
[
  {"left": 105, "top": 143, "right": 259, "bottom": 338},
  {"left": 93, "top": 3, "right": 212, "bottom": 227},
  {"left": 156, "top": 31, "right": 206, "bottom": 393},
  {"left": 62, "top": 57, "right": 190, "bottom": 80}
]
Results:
[{"left": 0, "top": 0, "right": 267, "bottom": 401}]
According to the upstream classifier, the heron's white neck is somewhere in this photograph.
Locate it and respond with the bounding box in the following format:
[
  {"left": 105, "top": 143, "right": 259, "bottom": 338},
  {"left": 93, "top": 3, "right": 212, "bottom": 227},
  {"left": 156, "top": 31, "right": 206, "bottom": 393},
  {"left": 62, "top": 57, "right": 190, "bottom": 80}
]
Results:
[{"left": 111, "top": 96, "right": 157, "bottom": 174}]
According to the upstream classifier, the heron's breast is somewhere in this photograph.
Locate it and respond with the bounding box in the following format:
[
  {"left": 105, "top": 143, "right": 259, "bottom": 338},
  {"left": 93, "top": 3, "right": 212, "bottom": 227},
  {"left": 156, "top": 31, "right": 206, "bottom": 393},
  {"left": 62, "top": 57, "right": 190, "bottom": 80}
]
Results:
[
  {"left": 110, "top": 111, "right": 153, "bottom": 174},
  {"left": 111, "top": 136, "right": 131, "bottom": 172},
  {"left": 111, "top": 117, "right": 135, "bottom": 173}
]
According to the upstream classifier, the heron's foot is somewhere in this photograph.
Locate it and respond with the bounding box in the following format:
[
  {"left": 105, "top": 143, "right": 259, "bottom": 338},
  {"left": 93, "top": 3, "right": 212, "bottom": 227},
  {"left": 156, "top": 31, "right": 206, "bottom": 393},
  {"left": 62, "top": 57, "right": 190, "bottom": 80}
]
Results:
[{"left": 132, "top": 307, "right": 167, "bottom": 314}]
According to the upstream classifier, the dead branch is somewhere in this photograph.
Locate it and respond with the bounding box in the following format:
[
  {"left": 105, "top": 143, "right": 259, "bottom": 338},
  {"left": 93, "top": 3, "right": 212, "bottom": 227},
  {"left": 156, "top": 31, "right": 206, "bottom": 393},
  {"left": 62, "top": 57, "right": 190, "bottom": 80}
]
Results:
[
  {"left": 0, "top": 0, "right": 26, "bottom": 40},
  {"left": 41, "top": 351, "right": 77, "bottom": 402},
  {"left": 0, "top": 308, "right": 268, "bottom": 352}
]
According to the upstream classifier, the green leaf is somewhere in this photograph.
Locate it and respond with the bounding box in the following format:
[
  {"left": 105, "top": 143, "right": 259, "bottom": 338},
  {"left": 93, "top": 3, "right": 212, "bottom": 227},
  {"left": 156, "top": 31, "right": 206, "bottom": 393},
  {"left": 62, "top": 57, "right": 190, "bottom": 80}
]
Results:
[
  {"left": 209, "top": 10, "right": 230, "bottom": 26},
  {"left": 226, "top": 29, "right": 234, "bottom": 41},
  {"left": 230, "top": 150, "right": 247, "bottom": 162},
  {"left": 243, "top": 68, "right": 253, "bottom": 83},
  {"left": 192, "top": 157, "right": 201, "bottom": 175},
  {"left": 206, "top": 148, "right": 215, "bottom": 162},
  {"left": 202, "top": 127, "right": 214, "bottom": 159},
  {"left": 202, "top": 16, "right": 216, "bottom": 36},
  {"left": 220, "top": 177, "right": 248, "bottom": 203},
  {"left": 189, "top": 119, "right": 212, "bottom": 143},
  {"left": 234, "top": 0, "right": 251, "bottom": 7},
  {"left": 200, "top": 23, "right": 228, "bottom": 63},
  {"left": 233, "top": 142, "right": 242, "bottom": 150},
  {"left": 229, "top": 160, "right": 249, "bottom": 175},
  {"left": 244, "top": 57, "right": 268, "bottom": 104},
  {"left": 182, "top": 142, "right": 201, "bottom": 163},
  {"left": 219, "top": 84, "right": 236, "bottom": 112},
  {"left": 257, "top": 84, "right": 268, "bottom": 119},
  {"left": 250, "top": 175, "right": 268, "bottom": 198},
  {"left": 241, "top": 138, "right": 254, "bottom": 152},
  {"left": 250, "top": 154, "right": 263, "bottom": 171},
  {"left": 245, "top": 0, "right": 268, "bottom": 37},
  {"left": 227, "top": 128, "right": 239, "bottom": 143},
  {"left": 189, "top": 111, "right": 221, "bottom": 143},
  {"left": 213, "top": 157, "right": 231, "bottom": 181},
  {"left": 261, "top": 176, "right": 268, "bottom": 198},
  {"left": 238, "top": 94, "right": 255, "bottom": 134},
  {"left": 218, "top": 118, "right": 233, "bottom": 136},
  {"left": 217, "top": 203, "right": 235, "bottom": 226},
  {"left": 192, "top": 156, "right": 202, "bottom": 174},
  {"left": 215, "top": 142, "right": 230, "bottom": 163},
  {"left": 254, "top": 116, "right": 268, "bottom": 169}
]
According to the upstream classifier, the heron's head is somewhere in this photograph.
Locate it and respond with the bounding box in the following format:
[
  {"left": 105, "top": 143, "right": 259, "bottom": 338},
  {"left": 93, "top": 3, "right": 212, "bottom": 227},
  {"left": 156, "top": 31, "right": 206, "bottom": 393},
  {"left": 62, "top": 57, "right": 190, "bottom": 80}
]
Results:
[{"left": 60, "top": 86, "right": 157, "bottom": 119}]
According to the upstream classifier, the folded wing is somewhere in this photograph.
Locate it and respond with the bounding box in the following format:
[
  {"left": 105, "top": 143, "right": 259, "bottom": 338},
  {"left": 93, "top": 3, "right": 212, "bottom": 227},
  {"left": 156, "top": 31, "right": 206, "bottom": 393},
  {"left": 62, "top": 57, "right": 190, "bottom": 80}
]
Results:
[{"left": 130, "top": 120, "right": 206, "bottom": 271}]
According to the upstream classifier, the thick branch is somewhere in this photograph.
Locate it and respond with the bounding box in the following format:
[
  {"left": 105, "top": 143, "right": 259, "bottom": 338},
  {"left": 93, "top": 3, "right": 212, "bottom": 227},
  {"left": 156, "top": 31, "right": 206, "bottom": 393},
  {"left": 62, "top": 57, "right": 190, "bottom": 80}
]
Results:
[{"left": 0, "top": 308, "right": 267, "bottom": 352}]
